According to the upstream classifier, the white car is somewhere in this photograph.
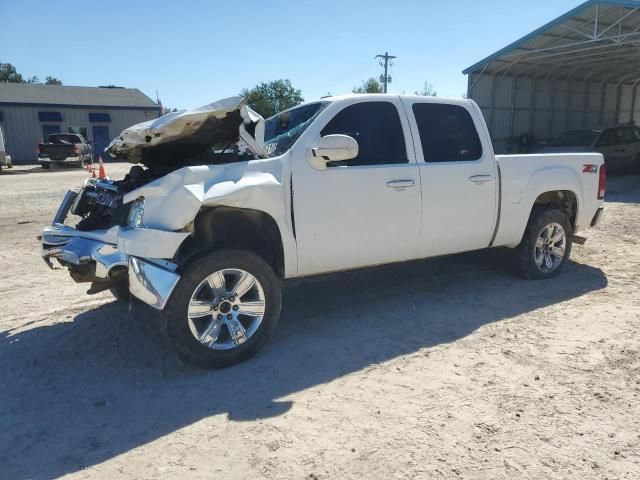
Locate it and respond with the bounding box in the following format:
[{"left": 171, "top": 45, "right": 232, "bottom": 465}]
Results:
[
  {"left": 41, "top": 94, "right": 606, "bottom": 368},
  {"left": 0, "top": 125, "right": 12, "bottom": 170}
]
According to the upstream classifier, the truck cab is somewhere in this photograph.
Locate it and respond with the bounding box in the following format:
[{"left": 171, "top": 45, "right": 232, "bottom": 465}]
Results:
[{"left": 287, "top": 95, "right": 499, "bottom": 274}]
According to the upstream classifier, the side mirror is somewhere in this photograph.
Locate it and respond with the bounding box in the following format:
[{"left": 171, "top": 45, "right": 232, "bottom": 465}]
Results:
[{"left": 309, "top": 134, "right": 358, "bottom": 170}]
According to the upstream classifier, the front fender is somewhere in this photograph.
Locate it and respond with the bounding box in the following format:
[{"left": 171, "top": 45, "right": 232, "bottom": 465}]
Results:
[{"left": 122, "top": 156, "right": 297, "bottom": 276}]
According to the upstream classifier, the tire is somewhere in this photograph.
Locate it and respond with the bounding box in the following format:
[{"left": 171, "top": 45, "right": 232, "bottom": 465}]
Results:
[
  {"left": 110, "top": 282, "right": 132, "bottom": 303},
  {"left": 41, "top": 163, "right": 51, "bottom": 170},
  {"left": 162, "top": 249, "right": 282, "bottom": 368},
  {"left": 510, "top": 207, "right": 573, "bottom": 280}
]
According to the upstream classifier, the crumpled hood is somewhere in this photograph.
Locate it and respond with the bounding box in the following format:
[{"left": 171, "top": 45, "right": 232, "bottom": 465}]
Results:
[{"left": 107, "top": 96, "right": 266, "bottom": 164}]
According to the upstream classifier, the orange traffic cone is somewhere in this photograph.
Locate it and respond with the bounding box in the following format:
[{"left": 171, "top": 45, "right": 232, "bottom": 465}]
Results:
[
  {"left": 98, "top": 156, "right": 107, "bottom": 179},
  {"left": 91, "top": 165, "right": 96, "bottom": 178}
]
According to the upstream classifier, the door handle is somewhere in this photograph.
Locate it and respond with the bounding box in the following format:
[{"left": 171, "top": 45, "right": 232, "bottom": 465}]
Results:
[
  {"left": 469, "top": 175, "right": 493, "bottom": 185},
  {"left": 386, "top": 179, "right": 415, "bottom": 190}
]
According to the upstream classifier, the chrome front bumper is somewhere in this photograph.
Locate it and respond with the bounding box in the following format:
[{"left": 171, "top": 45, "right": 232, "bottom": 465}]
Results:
[
  {"left": 41, "top": 189, "right": 187, "bottom": 310},
  {"left": 42, "top": 231, "right": 180, "bottom": 310}
]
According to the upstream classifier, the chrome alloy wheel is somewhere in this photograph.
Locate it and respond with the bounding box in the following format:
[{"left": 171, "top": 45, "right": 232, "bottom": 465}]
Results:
[
  {"left": 534, "top": 222, "right": 567, "bottom": 273},
  {"left": 187, "top": 269, "right": 266, "bottom": 350}
]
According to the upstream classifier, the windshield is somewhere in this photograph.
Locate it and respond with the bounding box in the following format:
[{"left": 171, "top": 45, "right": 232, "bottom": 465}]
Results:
[
  {"left": 552, "top": 129, "right": 600, "bottom": 147},
  {"left": 264, "top": 102, "right": 328, "bottom": 156},
  {"left": 48, "top": 134, "right": 81, "bottom": 145}
]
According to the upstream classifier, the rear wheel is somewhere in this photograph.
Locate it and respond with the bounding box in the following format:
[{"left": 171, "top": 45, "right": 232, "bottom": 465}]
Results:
[
  {"left": 510, "top": 208, "right": 572, "bottom": 280},
  {"left": 163, "top": 249, "right": 281, "bottom": 368},
  {"left": 41, "top": 163, "right": 51, "bottom": 170}
]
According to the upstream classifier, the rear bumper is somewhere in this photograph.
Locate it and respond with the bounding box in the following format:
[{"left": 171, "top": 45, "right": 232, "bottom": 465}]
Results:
[{"left": 39, "top": 155, "right": 81, "bottom": 164}]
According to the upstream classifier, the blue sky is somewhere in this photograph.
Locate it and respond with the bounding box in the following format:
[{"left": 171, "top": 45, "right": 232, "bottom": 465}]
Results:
[{"left": 2, "top": 0, "right": 586, "bottom": 109}]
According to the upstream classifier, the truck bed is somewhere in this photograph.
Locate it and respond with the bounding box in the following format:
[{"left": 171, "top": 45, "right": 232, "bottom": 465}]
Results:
[{"left": 493, "top": 152, "right": 604, "bottom": 247}]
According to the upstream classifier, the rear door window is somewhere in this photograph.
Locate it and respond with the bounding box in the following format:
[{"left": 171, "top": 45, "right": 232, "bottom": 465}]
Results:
[{"left": 412, "top": 103, "right": 483, "bottom": 162}]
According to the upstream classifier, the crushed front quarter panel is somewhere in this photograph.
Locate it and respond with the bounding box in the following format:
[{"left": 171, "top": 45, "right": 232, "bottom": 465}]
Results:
[{"left": 122, "top": 153, "right": 298, "bottom": 277}]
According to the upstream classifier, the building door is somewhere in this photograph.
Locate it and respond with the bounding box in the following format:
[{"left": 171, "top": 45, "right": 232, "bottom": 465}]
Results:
[
  {"left": 92, "top": 126, "right": 110, "bottom": 161},
  {"left": 42, "top": 125, "right": 61, "bottom": 141}
]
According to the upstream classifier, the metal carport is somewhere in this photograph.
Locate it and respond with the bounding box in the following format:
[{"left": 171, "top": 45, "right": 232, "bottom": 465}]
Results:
[{"left": 465, "top": 0, "right": 640, "bottom": 153}]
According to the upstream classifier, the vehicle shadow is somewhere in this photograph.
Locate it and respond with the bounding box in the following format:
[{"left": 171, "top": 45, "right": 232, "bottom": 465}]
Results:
[
  {"left": 0, "top": 249, "right": 607, "bottom": 479},
  {"left": 0, "top": 166, "right": 47, "bottom": 175}
]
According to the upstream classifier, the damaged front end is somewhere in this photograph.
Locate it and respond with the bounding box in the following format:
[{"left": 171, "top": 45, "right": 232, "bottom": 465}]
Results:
[
  {"left": 40, "top": 176, "right": 187, "bottom": 308},
  {"left": 40, "top": 96, "right": 267, "bottom": 309}
]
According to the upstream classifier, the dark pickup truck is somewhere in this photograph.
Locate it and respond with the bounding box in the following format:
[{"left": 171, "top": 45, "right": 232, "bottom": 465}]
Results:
[{"left": 38, "top": 133, "right": 93, "bottom": 169}]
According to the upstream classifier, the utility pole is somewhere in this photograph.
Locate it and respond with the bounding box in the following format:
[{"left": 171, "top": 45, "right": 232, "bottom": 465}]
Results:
[{"left": 376, "top": 52, "right": 396, "bottom": 93}]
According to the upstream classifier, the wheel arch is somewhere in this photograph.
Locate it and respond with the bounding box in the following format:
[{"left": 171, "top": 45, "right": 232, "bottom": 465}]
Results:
[
  {"left": 495, "top": 164, "right": 584, "bottom": 247},
  {"left": 175, "top": 206, "right": 285, "bottom": 278},
  {"left": 510, "top": 188, "right": 580, "bottom": 247},
  {"left": 531, "top": 189, "right": 579, "bottom": 229}
]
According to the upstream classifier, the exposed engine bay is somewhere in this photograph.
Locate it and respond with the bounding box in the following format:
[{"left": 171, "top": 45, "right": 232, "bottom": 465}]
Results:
[
  {"left": 70, "top": 96, "right": 268, "bottom": 231},
  {"left": 73, "top": 166, "right": 157, "bottom": 231}
]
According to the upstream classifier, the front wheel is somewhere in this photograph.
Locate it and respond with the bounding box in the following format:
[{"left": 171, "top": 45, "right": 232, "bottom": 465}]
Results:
[
  {"left": 162, "top": 249, "right": 282, "bottom": 368},
  {"left": 510, "top": 208, "right": 573, "bottom": 280}
]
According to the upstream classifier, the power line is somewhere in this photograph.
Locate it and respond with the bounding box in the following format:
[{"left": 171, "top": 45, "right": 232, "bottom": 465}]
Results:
[
  {"left": 376, "top": 52, "right": 396, "bottom": 93},
  {"left": 307, "top": 59, "right": 376, "bottom": 94}
]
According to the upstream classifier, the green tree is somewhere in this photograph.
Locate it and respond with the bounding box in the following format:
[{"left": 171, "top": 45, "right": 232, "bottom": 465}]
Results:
[
  {"left": 0, "top": 62, "right": 24, "bottom": 82},
  {"left": 415, "top": 81, "right": 437, "bottom": 97},
  {"left": 240, "top": 79, "right": 304, "bottom": 118},
  {"left": 45, "top": 76, "right": 63, "bottom": 85},
  {"left": 353, "top": 78, "right": 383, "bottom": 94},
  {"left": 27, "top": 76, "right": 40, "bottom": 84},
  {"left": 162, "top": 106, "right": 181, "bottom": 115}
]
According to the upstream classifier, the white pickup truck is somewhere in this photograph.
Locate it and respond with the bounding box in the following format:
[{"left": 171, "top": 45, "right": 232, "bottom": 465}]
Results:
[{"left": 41, "top": 94, "right": 606, "bottom": 368}]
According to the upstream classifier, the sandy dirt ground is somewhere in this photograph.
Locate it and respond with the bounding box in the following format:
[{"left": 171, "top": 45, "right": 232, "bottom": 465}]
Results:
[{"left": 0, "top": 163, "right": 639, "bottom": 480}]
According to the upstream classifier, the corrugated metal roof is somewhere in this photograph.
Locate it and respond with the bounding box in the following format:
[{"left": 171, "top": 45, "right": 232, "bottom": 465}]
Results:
[
  {"left": 0, "top": 83, "right": 159, "bottom": 108},
  {"left": 464, "top": 0, "right": 640, "bottom": 83}
]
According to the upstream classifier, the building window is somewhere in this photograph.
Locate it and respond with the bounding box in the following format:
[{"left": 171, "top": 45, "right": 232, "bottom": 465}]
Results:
[
  {"left": 42, "top": 125, "right": 61, "bottom": 140},
  {"left": 67, "top": 126, "right": 89, "bottom": 140},
  {"left": 38, "top": 112, "right": 63, "bottom": 122},
  {"left": 0, "top": 111, "right": 3, "bottom": 122},
  {"left": 89, "top": 113, "right": 111, "bottom": 123}
]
